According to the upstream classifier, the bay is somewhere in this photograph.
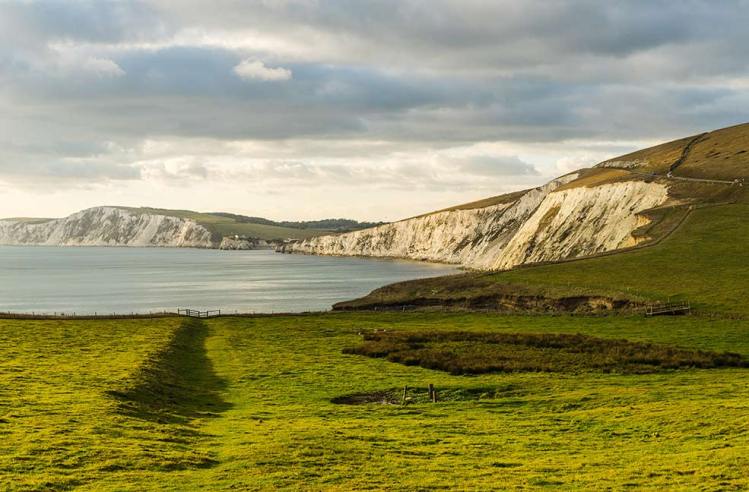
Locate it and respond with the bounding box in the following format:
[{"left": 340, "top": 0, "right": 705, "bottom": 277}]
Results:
[{"left": 0, "top": 246, "right": 458, "bottom": 314}]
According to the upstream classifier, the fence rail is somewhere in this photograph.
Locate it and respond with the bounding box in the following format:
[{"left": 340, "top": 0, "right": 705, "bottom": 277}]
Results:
[
  {"left": 0, "top": 311, "right": 174, "bottom": 320},
  {"left": 645, "top": 301, "right": 691, "bottom": 316},
  {"left": 177, "top": 308, "right": 222, "bottom": 318}
]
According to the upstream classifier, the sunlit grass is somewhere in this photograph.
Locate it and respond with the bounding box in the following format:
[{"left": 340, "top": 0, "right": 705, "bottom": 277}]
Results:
[{"left": 2, "top": 313, "right": 748, "bottom": 489}]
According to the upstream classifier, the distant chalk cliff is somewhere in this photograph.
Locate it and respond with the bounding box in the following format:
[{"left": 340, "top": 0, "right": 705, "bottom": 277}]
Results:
[{"left": 0, "top": 207, "right": 214, "bottom": 248}]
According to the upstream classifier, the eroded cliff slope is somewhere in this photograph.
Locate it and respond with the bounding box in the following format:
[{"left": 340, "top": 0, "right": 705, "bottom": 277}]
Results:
[{"left": 286, "top": 171, "right": 671, "bottom": 270}]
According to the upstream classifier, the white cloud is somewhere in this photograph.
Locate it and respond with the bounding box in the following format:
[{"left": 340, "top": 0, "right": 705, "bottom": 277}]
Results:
[
  {"left": 81, "top": 57, "right": 126, "bottom": 77},
  {"left": 233, "top": 59, "right": 292, "bottom": 81},
  {"left": 45, "top": 43, "right": 126, "bottom": 78}
]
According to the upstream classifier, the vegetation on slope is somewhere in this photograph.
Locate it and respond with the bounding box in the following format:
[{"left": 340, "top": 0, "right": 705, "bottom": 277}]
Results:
[
  {"left": 121, "top": 207, "right": 330, "bottom": 241},
  {"left": 209, "top": 212, "right": 383, "bottom": 232},
  {"left": 496, "top": 201, "right": 749, "bottom": 315},
  {"left": 600, "top": 122, "right": 749, "bottom": 179},
  {"left": 116, "top": 207, "right": 384, "bottom": 242},
  {"left": 344, "top": 330, "right": 747, "bottom": 375}
]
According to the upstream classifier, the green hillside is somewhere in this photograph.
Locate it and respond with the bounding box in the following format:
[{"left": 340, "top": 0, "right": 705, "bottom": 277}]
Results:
[
  {"left": 337, "top": 122, "right": 749, "bottom": 314},
  {"left": 496, "top": 202, "right": 749, "bottom": 313},
  {"left": 338, "top": 198, "right": 749, "bottom": 314},
  {"left": 599, "top": 122, "right": 749, "bottom": 179},
  {"left": 121, "top": 207, "right": 330, "bottom": 241}
]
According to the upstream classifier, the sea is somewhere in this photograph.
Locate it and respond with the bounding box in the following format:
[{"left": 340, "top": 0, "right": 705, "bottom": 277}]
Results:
[{"left": 0, "top": 246, "right": 458, "bottom": 314}]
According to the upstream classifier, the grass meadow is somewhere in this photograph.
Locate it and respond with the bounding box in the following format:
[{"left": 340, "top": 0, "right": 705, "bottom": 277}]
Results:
[{"left": 2, "top": 312, "right": 748, "bottom": 490}]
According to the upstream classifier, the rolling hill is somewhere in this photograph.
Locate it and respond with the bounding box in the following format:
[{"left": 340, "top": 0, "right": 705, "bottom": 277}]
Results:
[
  {"left": 327, "top": 123, "right": 749, "bottom": 313},
  {"left": 285, "top": 122, "right": 748, "bottom": 272}
]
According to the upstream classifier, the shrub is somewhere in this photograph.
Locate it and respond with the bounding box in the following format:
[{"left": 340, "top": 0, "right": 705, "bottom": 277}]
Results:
[{"left": 344, "top": 331, "right": 748, "bottom": 374}]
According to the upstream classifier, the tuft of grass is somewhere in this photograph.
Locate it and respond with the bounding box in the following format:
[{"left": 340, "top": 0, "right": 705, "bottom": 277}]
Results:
[{"left": 344, "top": 330, "right": 747, "bottom": 375}]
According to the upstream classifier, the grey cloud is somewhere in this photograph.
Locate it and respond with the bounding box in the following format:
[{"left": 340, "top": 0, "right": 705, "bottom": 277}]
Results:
[
  {"left": 0, "top": 0, "right": 748, "bottom": 193},
  {"left": 216, "top": 156, "right": 540, "bottom": 192},
  {"left": 454, "top": 156, "right": 540, "bottom": 177},
  {"left": 0, "top": 1, "right": 167, "bottom": 47},
  {"left": 0, "top": 159, "right": 141, "bottom": 185},
  {"left": 149, "top": 0, "right": 749, "bottom": 75}
]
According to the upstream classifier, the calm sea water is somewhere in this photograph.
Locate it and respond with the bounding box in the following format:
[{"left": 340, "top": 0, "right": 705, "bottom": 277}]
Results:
[{"left": 0, "top": 246, "right": 458, "bottom": 314}]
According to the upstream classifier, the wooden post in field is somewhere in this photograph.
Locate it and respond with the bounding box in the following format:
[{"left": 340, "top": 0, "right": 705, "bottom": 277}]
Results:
[
  {"left": 428, "top": 383, "right": 435, "bottom": 402},
  {"left": 402, "top": 385, "right": 408, "bottom": 405}
]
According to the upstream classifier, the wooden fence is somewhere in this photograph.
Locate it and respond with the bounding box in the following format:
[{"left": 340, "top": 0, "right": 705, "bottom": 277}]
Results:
[
  {"left": 177, "top": 308, "right": 222, "bottom": 318},
  {"left": 645, "top": 300, "right": 692, "bottom": 316}
]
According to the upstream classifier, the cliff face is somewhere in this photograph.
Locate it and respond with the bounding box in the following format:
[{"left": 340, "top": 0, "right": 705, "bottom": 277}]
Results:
[
  {"left": 218, "top": 237, "right": 272, "bottom": 250},
  {"left": 0, "top": 207, "right": 214, "bottom": 248},
  {"left": 489, "top": 180, "right": 668, "bottom": 269},
  {"left": 286, "top": 176, "right": 670, "bottom": 270}
]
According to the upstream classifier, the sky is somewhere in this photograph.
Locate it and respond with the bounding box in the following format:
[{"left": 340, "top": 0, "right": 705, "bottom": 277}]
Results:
[{"left": 1, "top": 1, "right": 748, "bottom": 221}]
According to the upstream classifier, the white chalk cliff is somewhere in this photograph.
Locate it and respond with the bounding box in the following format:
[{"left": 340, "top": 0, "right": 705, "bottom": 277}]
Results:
[
  {"left": 0, "top": 207, "right": 214, "bottom": 248},
  {"left": 285, "top": 175, "right": 670, "bottom": 271},
  {"left": 218, "top": 237, "right": 272, "bottom": 250}
]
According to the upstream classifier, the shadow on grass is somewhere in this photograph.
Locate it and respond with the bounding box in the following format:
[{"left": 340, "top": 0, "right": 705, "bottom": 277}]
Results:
[{"left": 108, "top": 318, "right": 232, "bottom": 426}]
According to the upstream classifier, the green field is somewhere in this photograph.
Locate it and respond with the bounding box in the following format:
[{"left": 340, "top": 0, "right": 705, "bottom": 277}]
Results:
[{"left": 2, "top": 312, "right": 749, "bottom": 490}]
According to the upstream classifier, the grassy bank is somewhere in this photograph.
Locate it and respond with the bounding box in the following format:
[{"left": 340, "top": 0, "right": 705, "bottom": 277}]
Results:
[
  {"left": 496, "top": 203, "right": 749, "bottom": 314},
  {"left": 2, "top": 312, "right": 749, "bottom": 489}
]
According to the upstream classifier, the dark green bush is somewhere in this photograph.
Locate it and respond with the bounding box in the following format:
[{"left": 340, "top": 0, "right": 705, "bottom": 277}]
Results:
[{"left": 344, "top": 331, "right": 748, "bottom": 374}]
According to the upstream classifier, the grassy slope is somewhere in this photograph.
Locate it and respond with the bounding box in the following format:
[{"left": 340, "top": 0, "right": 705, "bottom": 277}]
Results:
[
  {"left": 599, "top": 122, "right": 749, "bottom": 179},
  {"left": 2, "top": 313, "right": 748, "bottom": 490},
  {"left": 677, "top": 123, "right": 749, "bottom": 179},
  {"left": 496, "top": 202, "right": 749, "bottom": 315},
  {"left": 122, "top": 207, "right": 328, "bottom": 241}
]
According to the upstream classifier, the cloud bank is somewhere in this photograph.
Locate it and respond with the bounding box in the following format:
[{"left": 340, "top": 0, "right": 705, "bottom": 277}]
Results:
[{"left": 0, "top": 0, "right": 747, "bottom": 220}]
